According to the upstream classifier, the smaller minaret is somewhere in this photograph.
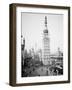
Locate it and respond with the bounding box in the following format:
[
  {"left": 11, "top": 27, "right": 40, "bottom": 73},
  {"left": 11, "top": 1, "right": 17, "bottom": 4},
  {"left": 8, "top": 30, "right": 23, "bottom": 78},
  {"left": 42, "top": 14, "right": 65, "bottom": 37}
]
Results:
[
  {"left": 58, "top": 47, "right": 61, "bottom": 56},
  {"left": 21, "top": 35, "right": 25, "bottom": 77}
]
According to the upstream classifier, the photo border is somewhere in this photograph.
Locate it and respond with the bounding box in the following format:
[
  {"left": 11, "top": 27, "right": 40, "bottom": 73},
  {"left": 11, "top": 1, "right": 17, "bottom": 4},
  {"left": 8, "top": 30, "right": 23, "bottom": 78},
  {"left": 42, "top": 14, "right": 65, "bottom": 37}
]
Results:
[{"left": 9, "top": 3, "right": 70, "bottom": 86}]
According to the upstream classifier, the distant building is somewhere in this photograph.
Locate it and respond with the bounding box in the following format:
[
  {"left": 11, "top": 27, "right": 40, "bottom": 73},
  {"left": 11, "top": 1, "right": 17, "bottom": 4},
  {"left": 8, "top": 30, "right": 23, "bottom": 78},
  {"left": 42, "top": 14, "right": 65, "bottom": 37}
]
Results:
[
  {"left": 50, "top": 48, "right": 63, "bottom": 66},
  {"left": 42, "top": 16, "right": 50, "bottom": 65}
]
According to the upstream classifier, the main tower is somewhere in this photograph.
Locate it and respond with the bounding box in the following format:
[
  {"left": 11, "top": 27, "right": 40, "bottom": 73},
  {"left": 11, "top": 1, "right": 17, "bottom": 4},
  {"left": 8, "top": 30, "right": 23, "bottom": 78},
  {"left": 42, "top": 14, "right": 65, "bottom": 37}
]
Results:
[{"left": 42, "top": 16, "right": 50, "bottom": 65}]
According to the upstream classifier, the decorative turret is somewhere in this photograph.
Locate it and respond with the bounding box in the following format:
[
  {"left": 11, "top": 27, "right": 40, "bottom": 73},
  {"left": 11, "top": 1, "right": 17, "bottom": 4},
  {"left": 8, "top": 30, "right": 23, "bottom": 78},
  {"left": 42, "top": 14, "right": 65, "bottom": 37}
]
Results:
[{"left": 21, "top": 35, "right": 25, "bottom": 51}]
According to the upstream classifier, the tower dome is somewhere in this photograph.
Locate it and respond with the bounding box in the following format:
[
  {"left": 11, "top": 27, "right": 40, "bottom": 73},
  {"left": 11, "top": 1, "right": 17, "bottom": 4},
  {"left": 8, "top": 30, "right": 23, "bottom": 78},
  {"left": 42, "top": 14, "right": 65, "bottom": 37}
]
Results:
[{"left": 43, "top": 29, "right": 48, "bottom": 33}]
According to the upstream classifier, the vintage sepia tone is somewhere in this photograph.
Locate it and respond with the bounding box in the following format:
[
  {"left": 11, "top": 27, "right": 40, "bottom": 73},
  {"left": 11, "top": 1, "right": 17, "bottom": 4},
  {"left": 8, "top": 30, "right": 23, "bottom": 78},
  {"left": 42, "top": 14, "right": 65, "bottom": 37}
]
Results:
[{"left": 21, "top": 13, "right": 63, "bottom": 77}]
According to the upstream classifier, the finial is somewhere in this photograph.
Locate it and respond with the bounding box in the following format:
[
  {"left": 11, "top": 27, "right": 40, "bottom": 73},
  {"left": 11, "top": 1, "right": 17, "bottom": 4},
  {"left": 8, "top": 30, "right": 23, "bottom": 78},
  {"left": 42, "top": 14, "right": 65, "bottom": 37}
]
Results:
[{"left": 45, "top": 16, "right": 47, "bottom": 28}]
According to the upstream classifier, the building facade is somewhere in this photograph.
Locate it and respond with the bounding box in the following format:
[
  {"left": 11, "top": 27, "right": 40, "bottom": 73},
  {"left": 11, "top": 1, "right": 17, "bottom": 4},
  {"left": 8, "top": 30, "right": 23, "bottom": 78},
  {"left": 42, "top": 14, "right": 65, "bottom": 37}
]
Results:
[{"left": 42, "top": 16, "right": 50, "bottom": 65}]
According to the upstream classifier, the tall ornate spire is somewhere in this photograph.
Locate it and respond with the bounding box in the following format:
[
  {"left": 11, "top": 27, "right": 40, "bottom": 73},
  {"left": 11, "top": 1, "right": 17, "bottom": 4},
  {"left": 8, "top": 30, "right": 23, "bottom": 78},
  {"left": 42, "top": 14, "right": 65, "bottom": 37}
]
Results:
[
  {"left": 45, "top": 16, "right": 47, "bottom": 28},
  {"left": 43, "top": 16, "right": 48, "bottom": 33},
  {"left": 43, "top": 16, "right": 50, "bottom": 65}
]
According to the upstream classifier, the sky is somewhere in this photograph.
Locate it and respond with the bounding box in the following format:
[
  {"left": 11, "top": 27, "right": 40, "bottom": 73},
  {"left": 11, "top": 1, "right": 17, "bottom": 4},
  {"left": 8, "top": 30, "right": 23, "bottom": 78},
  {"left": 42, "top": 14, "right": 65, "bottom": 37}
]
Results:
[{"left": 21, "top": 12, "right": 63, "bottom": 53}]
